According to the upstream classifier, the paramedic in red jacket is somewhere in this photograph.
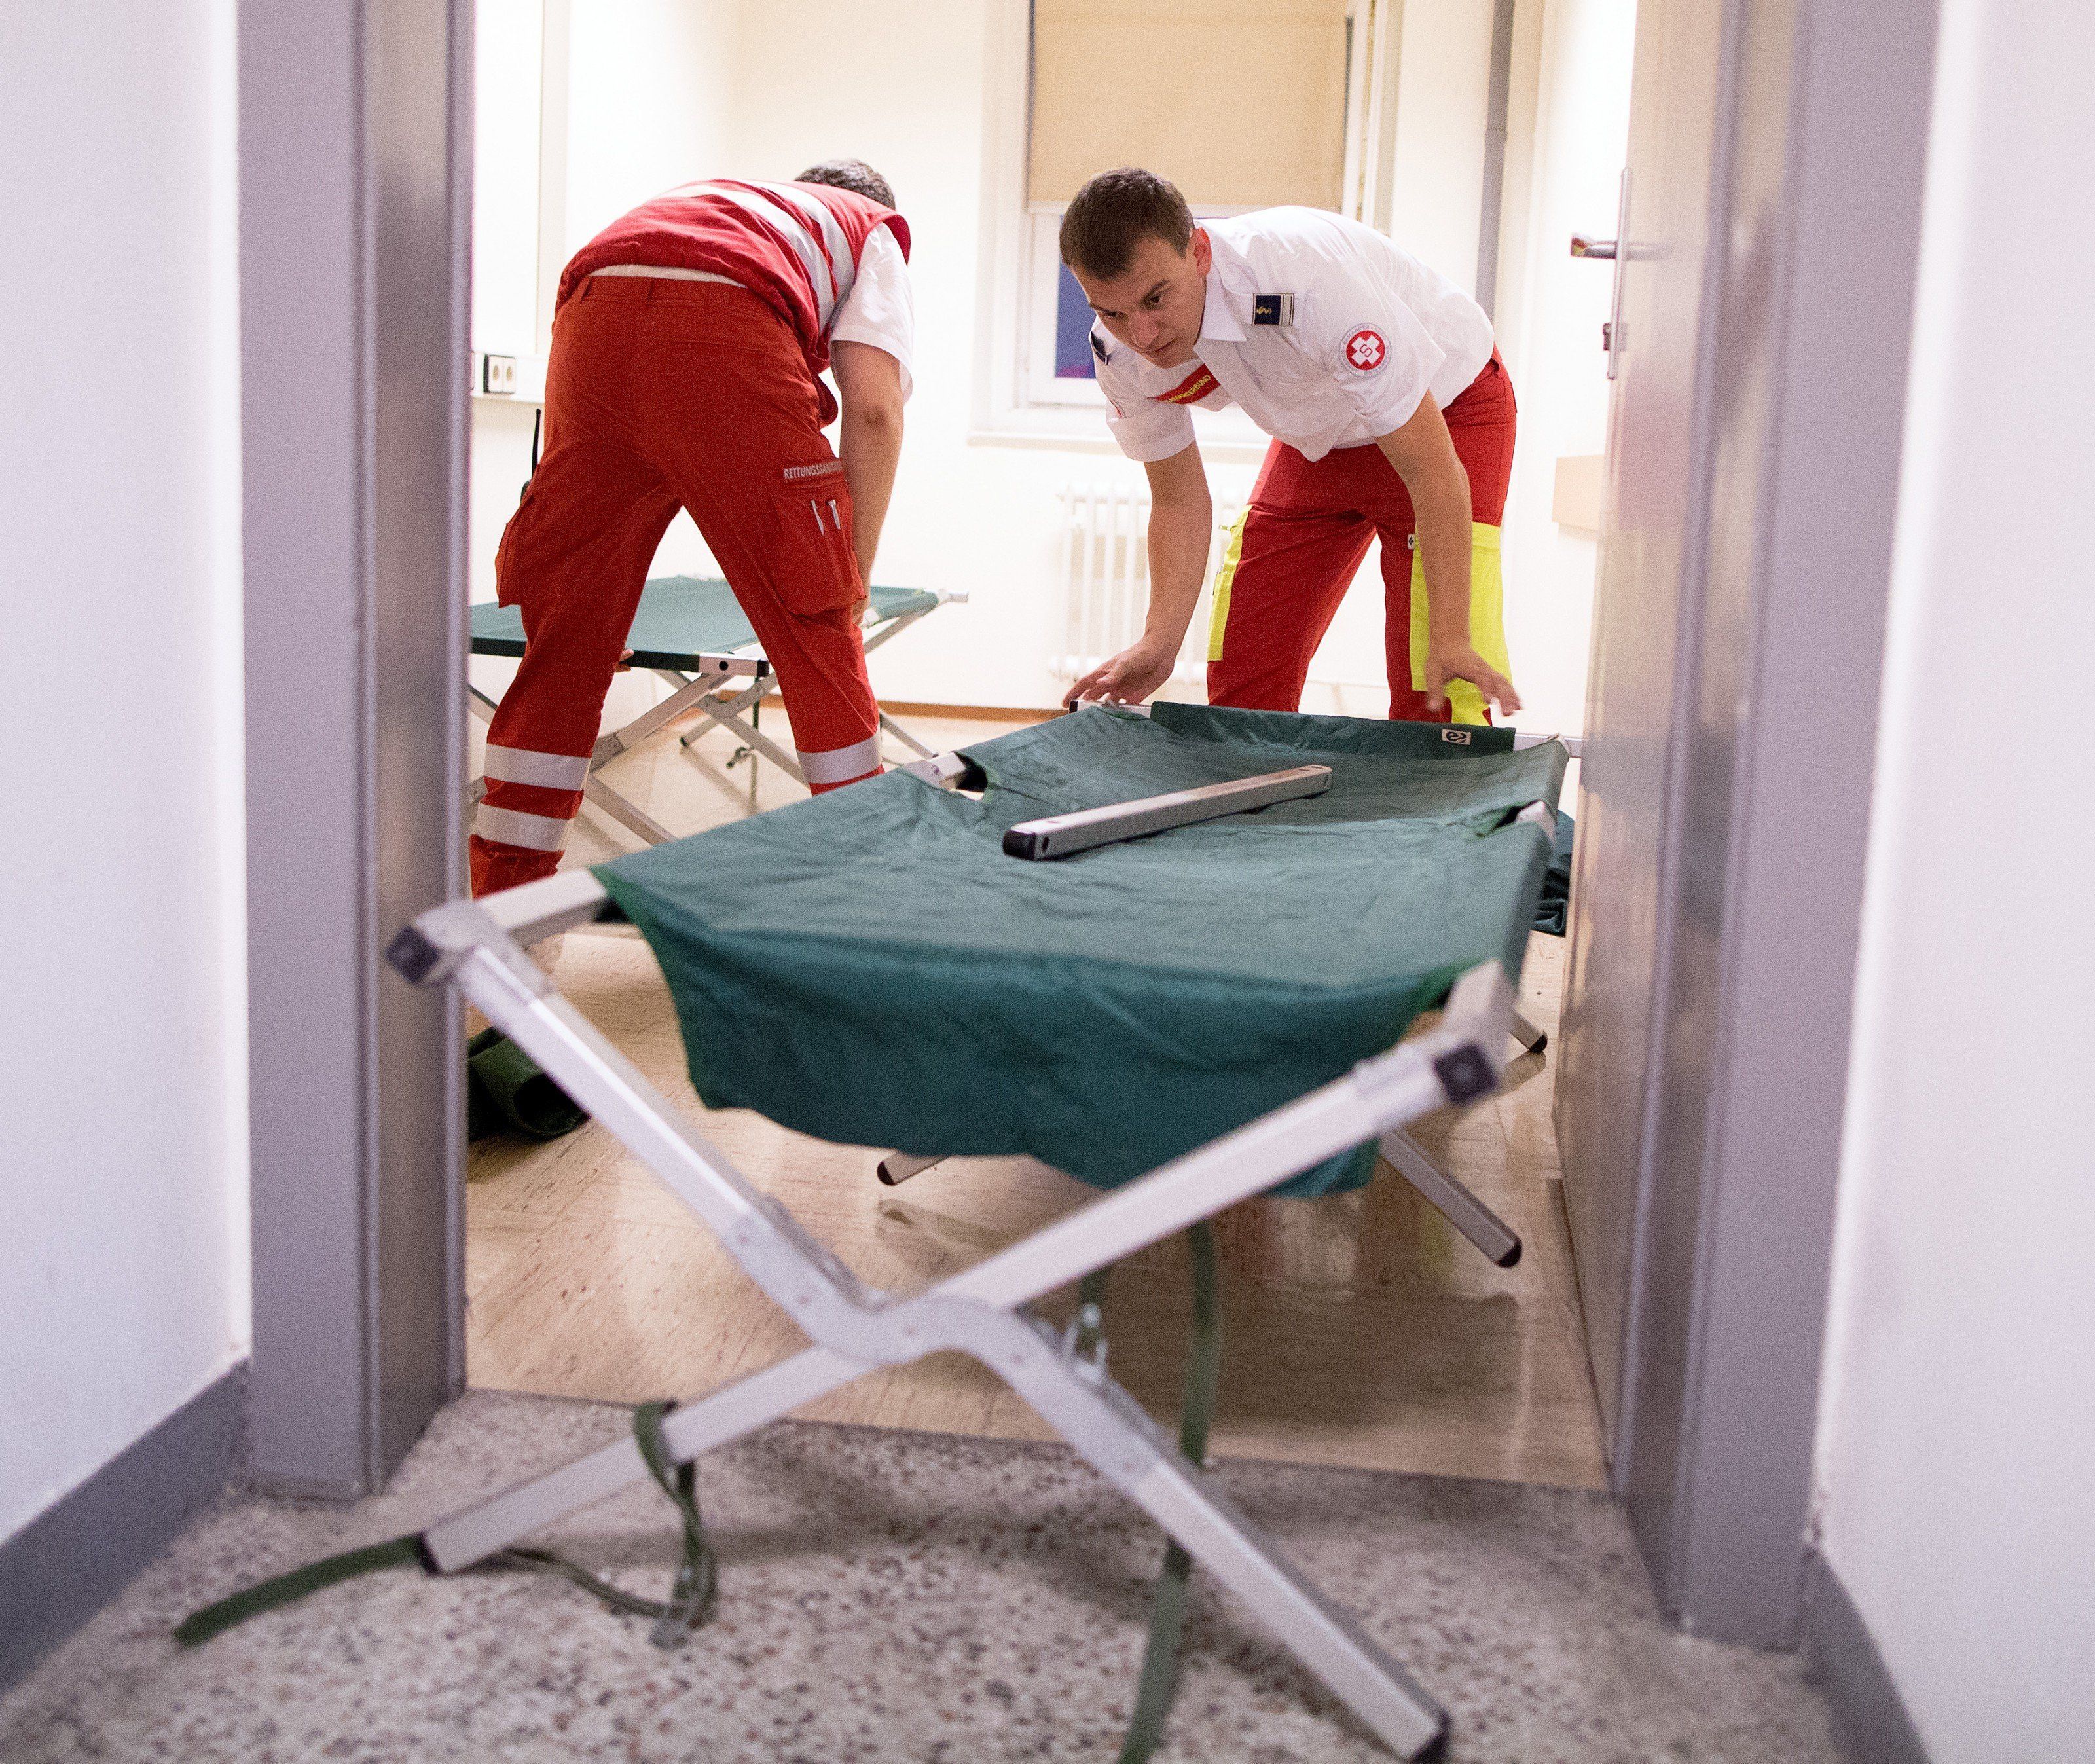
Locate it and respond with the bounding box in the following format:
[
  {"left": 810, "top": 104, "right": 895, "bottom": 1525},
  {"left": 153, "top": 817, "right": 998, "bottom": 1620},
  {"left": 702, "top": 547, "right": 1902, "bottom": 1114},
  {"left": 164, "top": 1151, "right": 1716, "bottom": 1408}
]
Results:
[{"left": 471, "top": 160, "right": 914, "bottom": 897}]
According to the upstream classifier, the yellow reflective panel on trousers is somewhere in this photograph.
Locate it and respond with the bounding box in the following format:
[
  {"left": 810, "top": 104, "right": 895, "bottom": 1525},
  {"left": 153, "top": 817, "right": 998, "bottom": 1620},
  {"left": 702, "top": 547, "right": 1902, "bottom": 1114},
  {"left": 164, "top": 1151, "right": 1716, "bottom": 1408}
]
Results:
[
  {"left": 1205, "top": 507, "right": 1252, "bottom": 663},
  {"left": 1408, "top": 522, "right": 1508, "bottom": 726}
]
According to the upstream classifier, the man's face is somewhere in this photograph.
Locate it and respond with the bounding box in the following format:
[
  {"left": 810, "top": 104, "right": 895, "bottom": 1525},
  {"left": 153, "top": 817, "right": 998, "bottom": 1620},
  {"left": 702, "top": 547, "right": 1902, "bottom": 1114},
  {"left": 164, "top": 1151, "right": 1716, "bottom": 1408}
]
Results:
[{"left": 1072, "top": 229, "right": 1212, "bottom": 368}]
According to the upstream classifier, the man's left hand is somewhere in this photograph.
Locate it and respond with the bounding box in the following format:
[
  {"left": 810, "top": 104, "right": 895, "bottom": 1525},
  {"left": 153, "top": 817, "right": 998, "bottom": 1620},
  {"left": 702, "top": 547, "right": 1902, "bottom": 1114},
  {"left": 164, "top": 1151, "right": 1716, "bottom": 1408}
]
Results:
[{"left": 1424, "top": 637, "right": 1521, "bottom": 718}]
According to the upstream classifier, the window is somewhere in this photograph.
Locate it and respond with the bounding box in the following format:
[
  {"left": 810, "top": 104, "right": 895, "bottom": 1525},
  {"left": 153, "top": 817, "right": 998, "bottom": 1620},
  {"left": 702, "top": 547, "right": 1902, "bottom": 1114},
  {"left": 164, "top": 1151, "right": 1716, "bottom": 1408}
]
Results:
[
  {"left": 1021, "top": 212, "right": 1104, "bottom": 408},
  {"left": 1051, "top": 263, "right": 1099, "bottom": 382},
  {"left": 1019, "top": 206, "right": 1251, "bottom": 411},
  {"left": 1028, "top": 0, "right": 1351, "bottom": 211},
  {"left": 973, "top": 1, "right": 1358, "bottom": 452}
]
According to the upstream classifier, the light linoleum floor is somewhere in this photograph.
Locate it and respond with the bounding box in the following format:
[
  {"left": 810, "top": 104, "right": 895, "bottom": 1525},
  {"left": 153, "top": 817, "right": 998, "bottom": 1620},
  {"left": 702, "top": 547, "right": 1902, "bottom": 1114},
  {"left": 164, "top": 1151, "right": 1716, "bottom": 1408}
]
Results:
[{"left": 467, "top": 699, "right": 1607, "bottom": 1491}]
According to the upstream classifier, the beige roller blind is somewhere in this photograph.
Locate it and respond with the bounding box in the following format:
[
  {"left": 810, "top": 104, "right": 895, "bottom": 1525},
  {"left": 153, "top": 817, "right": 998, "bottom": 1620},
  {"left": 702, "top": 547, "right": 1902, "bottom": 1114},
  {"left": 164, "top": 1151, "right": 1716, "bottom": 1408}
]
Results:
[{"left": 1029, "top": 0, "right": 1349, "bottom": 210}]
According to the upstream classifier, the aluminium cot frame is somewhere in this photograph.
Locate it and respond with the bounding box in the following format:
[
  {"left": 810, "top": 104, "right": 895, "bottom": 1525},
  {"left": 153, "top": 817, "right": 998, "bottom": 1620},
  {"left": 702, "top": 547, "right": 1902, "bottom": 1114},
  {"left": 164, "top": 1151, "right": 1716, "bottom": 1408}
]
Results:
[
  {"left": 467, "top": 588, "right": 968, "bottom": 847},
  {"left": 388, "top": 741, "right": 1560, "bottom": 1761}
]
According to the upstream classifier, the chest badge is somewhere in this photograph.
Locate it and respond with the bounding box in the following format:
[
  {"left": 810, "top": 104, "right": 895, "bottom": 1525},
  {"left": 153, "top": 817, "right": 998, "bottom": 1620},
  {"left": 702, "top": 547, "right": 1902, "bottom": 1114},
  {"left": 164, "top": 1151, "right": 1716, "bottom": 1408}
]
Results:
[
  {"left": 1159, "top": 363, "right": 1222, "bottom": 405},
  {"left": 1343, "top": 327, "right": 1389, "bottom": 372}
]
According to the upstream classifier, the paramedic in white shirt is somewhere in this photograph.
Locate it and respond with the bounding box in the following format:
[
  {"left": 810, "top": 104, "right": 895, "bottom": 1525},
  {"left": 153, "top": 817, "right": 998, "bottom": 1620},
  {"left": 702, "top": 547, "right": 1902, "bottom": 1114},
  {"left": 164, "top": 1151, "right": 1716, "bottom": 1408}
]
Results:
[{"left": 1061, "top": 168, "right": 1521, "bottom": 726}]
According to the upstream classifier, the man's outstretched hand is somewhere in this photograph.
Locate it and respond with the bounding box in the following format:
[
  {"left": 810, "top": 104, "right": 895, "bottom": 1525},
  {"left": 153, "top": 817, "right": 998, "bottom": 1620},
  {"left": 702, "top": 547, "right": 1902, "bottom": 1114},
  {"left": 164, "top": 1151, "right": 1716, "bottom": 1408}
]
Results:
[
  {"left": 1424, "top": 637, "right": 1521, "bottom": 719},
  {"left": 1065, "top": 637, "right": 1177, "bottom": 709}
]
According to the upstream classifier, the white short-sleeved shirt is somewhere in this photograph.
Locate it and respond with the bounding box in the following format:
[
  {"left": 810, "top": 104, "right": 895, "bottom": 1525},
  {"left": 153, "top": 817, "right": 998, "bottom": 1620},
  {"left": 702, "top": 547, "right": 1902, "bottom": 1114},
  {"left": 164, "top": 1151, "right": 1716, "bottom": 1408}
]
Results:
[
  {"left": 828, "top": 225, "right": 915, "bottom": 402},
  {"left": 1093, "top": 208, "right": 1493, "bottom": 464}
]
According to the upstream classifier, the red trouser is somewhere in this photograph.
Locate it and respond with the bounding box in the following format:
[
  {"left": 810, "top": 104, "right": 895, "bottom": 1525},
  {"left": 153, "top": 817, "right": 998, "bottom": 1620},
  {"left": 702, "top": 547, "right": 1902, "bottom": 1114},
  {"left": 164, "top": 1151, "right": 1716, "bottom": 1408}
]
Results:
[
  {"left": 472, "top": 277, "right": 882, "bottom": 896},
  {"left": 1206, "top": 351, "right": 1517, "bottom": 721}
]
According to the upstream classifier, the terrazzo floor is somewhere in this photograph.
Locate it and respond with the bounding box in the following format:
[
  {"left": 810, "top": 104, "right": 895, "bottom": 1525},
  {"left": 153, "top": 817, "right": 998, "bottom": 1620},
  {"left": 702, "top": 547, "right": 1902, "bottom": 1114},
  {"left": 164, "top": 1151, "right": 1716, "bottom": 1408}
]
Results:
[{"left": 0, "top": 1389, "right": 1844, "bottom": 1763}]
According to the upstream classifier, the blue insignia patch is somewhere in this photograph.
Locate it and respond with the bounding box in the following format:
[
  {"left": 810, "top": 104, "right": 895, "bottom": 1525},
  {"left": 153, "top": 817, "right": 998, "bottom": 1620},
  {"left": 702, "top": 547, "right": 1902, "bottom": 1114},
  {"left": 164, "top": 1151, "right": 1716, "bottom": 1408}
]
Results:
[
  {"left": 1252, "top": 293, "right": 1295, "bottom": 327},
  {"left": 1090, "top": 331, "right": 1110, "bottom": 361}
]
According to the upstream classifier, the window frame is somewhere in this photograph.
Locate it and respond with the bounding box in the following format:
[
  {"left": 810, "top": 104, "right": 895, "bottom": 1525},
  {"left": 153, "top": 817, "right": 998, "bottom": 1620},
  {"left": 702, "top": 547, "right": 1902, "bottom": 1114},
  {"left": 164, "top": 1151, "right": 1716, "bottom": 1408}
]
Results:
[{"left": 1020, "top": 208, "right": 1110, "bottom": 409}]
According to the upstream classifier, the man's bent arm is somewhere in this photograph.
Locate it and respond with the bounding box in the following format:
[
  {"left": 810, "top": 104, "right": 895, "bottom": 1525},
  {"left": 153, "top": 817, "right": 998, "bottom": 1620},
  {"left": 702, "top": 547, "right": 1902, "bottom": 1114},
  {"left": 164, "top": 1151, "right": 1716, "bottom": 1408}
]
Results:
[
  {"left": 1140, "top": 443, "right": 1213, "bottom": 652},
  {"left": 833, "top": 340, "right": 905, "bottom": 585},
  {"left": 1066, "top": 443, "right": 1211, "bottom": 705},
  {"left": 1374, "top": 397, "right": 1520, "bottom": 716}
]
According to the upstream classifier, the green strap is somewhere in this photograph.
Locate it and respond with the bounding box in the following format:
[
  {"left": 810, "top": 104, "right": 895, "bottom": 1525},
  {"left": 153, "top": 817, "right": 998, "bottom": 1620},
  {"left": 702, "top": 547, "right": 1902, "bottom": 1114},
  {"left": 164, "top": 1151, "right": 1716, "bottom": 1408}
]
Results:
[
  {"left": 179, "top": 1274, "right": 1221, "bottom": 1750},
  {"left": 175, "top": 1534, "right": 428, "bottom": 1647},
  {"left": 628, "top": 1397, "right": 719, "bottom": 1646},
  {"left": 177, "top": 1403, "right": 716, "bottom": 1650},
  {"left": 1114, "top": 1221, "right": 1223, "bottom": 1764},
  {"left": 480, "top": 1405, "right": 714, "bottom": 1648}
]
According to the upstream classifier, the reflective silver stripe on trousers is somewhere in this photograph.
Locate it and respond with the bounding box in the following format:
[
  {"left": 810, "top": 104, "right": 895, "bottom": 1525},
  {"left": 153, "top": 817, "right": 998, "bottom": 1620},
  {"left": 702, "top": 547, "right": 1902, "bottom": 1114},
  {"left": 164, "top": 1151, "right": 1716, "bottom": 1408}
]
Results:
[
  {"left": 701, "top": 183, "right": 836, "bottom": 327},
  {"left": 483, "top": 744, "right": 590, "bottom": 791},
  {"left": 797, "top": 734, "right": 883, "bottom": 786},
  {"left": 757, "top": 182, "right": 860, "bottom": 314},
  {"left": 474, "top": 803, "right": 571, "bottom": 851}
]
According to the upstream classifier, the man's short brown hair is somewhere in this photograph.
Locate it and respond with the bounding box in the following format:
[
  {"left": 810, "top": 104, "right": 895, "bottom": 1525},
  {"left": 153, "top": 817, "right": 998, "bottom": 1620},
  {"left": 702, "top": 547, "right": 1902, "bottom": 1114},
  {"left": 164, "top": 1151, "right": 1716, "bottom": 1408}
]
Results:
[
  {"left": 1059, "top": 169, "right": 1195, "bottom": 280},
  {"left": 796, "top": 159, "right": 895, "bottom": 209}
]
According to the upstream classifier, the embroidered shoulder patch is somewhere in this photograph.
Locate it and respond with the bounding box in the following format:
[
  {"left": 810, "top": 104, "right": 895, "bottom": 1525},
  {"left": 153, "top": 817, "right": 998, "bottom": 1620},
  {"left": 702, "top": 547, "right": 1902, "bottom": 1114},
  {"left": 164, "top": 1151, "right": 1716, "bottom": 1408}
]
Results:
[
  {"left": 1252, "top": 293, "right": 1295, "bottom": 326},
  {"left": 1090, "top": 331, "right": 1110, "bottom": 362},
  {"left": 1341, "top": 326, "right": 1388, "bottom": 373}
]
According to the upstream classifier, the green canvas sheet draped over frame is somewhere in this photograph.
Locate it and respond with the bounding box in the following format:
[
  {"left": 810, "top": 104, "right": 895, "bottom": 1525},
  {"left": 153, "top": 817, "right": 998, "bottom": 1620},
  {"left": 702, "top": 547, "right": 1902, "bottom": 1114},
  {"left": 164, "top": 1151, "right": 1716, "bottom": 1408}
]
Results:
[
  {"left": 471, "top": 577, "right": 941, "bottom": 671},
  {"left": 595, "top": 704, "right": 1567, "bottom": 1198}
]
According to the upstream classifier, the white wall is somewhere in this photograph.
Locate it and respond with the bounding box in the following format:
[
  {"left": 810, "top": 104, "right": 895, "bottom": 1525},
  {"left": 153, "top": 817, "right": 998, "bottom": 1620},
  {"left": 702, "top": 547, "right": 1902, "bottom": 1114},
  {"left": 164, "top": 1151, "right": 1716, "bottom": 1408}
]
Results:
[
  {"left": 471, "top": 0, "right": 546, "bottom": 360},
  {"left": 562, "top": 0, "right": 741, "bottom": 264},
  {"left": 467, "top": 0, "right": 742, "bottom": 726},
  {"left": 1813, "top": 3, "right": 2095, "bottom": 1755},
  {"left": 1490, "top": 0, "right": 1634, "bottom": 737},
  {"left": 1386, "top": 0, "right": 1496, "bottom": 292},
  {"left": 0, "top": 4, "right": 247, "bottom": 1541}
]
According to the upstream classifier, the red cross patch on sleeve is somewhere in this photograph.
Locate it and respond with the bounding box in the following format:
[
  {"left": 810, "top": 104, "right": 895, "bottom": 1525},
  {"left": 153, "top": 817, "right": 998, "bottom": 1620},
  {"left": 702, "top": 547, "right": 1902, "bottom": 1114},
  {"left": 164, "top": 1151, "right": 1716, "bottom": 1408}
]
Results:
[{"left": 1341, "top": 326, "right": 1388, "bottom": 373}]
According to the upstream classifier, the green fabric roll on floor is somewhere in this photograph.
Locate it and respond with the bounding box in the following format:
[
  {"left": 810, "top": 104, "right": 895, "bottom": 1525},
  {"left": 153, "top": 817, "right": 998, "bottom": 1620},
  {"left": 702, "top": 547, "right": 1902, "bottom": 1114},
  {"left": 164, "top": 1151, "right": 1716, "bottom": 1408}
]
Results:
[
  {"left": 594, "top": 704, "right": 1567, "bottom": 1198},
  {"left": 467, "top": 1027, "right": 587, "bottom": 1141}
]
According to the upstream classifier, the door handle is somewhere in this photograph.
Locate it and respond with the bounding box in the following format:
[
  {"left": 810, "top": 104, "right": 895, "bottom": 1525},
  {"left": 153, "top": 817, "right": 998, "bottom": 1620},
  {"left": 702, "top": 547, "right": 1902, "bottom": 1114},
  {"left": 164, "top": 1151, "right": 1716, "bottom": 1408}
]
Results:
[{"left": 1570, "top": 170, "right": 1633, "bottom": 380}]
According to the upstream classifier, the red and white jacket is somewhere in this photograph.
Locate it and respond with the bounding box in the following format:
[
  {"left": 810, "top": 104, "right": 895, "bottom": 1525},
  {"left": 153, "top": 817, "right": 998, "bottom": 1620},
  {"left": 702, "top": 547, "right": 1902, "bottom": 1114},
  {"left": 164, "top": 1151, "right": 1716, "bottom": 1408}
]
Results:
[{"left": 558, "top": 179, "right": 911, "bottom": 416}]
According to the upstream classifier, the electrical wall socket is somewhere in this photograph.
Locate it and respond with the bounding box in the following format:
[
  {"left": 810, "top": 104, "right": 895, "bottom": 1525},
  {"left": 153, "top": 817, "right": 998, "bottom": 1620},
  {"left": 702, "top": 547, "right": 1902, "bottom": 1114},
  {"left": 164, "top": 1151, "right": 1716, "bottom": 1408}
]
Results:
[{"left": 481, "top": 353, "right": 517, "bottom": 395}]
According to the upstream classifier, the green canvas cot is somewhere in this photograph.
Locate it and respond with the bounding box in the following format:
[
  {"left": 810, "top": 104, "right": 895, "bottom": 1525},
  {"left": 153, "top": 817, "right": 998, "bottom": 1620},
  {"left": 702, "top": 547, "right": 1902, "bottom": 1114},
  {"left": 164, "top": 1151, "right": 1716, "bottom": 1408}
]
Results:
[
  {"left": 469, "top": 576, "right": 941, "bottom": 672},
  {"left": 594, "top": 702, "right": 1565, "bottom": 1198},
  {"left": 467, "top": 574, "right": 960, "bottom": 841},
  {"left": 248, "top": 699, "right": 1569, "bottom": 1759}
]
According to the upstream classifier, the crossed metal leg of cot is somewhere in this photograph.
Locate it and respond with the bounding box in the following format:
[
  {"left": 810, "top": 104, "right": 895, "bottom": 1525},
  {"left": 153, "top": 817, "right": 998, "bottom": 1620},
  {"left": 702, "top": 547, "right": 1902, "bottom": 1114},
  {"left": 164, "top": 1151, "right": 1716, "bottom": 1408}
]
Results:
[{"left": 466, "top": 598, "right": 956, "bottom": 847}]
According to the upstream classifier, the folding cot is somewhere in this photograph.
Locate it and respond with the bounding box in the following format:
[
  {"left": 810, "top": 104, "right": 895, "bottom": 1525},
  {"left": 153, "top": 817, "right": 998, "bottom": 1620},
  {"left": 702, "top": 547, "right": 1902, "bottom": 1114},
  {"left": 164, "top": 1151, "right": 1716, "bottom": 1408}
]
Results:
[
  {"left": 468, "top": 574, "right": 966, "bottom": 845},
  {"left": 195, "top": 703, "right": 1569, "bottom": 1760}
]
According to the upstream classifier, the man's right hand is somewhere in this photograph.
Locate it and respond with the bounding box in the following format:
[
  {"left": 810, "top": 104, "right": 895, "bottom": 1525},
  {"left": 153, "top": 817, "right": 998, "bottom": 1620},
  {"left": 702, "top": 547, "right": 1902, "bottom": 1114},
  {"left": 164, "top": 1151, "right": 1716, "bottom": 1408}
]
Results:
[{"left": 1066, "top": 637, "right": 1177, "bottom": 708}]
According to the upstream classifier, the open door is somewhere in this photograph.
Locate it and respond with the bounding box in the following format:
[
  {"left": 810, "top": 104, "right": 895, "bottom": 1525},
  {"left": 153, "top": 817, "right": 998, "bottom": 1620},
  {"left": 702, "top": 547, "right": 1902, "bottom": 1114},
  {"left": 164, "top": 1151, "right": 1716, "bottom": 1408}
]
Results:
[
  {"left": 1554, "top": 0, "right": 1941, "bottom": 1641},
  {"left": 1554, "top": 0, "right": 1730, "bottom": 1468}
]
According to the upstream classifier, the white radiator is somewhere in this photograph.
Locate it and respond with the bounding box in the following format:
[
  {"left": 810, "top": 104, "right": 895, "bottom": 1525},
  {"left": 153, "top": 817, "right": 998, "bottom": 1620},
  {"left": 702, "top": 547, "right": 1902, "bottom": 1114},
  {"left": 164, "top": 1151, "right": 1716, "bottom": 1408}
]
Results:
[
  {"left": 1053, "top": 484, "right": 1241, "bottom": 685},
  {"left": 1055, "top": 483, "right": 1398, "bottom": 695}
]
